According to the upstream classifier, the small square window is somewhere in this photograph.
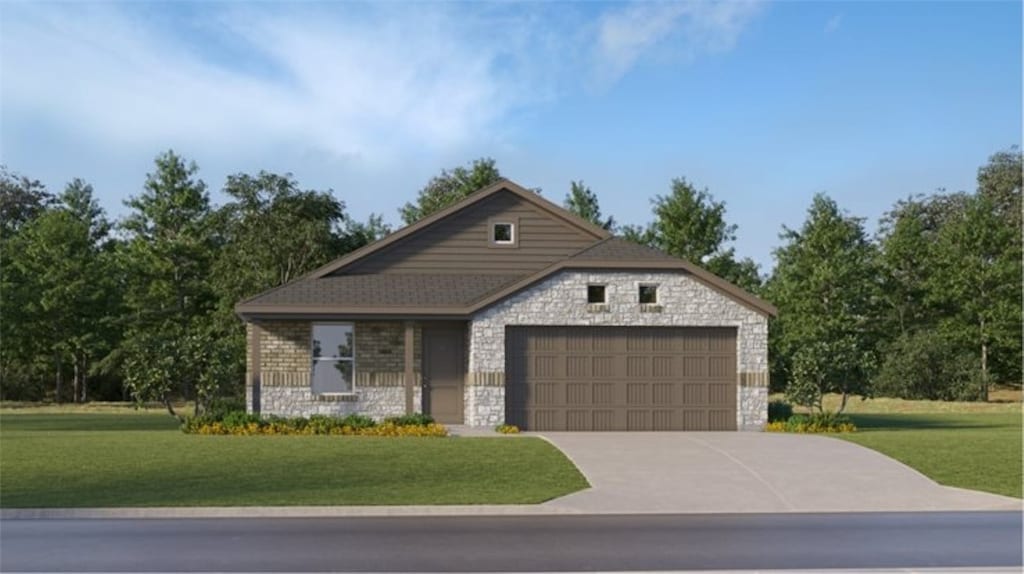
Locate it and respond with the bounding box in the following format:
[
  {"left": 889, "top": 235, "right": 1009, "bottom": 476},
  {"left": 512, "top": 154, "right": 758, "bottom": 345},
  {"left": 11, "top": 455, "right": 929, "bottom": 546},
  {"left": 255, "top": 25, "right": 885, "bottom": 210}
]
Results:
[
  {"left": 492, "top": 222, "right": 514, "bottom": 244},
  {"left": 639, "top": 284, "right": 658, "bottom": 304},
  {"left": 587, "top": 285, "right": 606, "bottom": 304}
]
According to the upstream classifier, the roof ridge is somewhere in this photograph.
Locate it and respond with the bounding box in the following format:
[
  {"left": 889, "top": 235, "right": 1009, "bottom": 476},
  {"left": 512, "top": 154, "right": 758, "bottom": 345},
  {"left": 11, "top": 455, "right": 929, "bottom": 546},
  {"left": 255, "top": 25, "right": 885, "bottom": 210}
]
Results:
[{"left": 565, "top": 236, "right": 616, "bottom": 259}]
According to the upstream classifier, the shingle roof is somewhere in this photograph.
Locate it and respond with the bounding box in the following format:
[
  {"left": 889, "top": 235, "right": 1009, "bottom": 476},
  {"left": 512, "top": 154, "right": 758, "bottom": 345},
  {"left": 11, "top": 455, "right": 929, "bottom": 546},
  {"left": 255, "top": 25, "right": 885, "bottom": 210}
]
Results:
[
  {"left": 242, "top": 274, "right": 523, "bottom": 308},
  {"left": 569, "top": 237, "right": 680, "bottom": 263}
]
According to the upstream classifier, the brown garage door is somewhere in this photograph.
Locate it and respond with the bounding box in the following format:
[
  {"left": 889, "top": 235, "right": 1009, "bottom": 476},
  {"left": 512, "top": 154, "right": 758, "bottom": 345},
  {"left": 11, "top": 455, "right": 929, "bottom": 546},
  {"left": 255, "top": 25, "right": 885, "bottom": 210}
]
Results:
[{"left": 505, "top": 326, "right": 737, "bottom": 431}]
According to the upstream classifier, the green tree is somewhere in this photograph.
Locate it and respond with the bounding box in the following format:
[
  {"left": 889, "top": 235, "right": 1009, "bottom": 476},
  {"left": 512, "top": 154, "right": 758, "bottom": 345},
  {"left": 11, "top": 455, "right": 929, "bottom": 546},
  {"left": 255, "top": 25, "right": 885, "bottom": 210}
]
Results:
[
  {"left": 625, "top": 177, "right": 762, "bottom": 291},
  {"left": 6, "top": 181, "right": 114, "bottom": 402},
  {"left": 0, "top": 166, "right": 55, "bottom": 240},
  {"left": 769, "top": 194, "right": 879, "bottom": 413},
  {"left": 400, "top": 158, "right": 502, "bottom": 224},
  {"left": 119, "top": 151, "right": 218, "bottom": 416},
  {"left": 977, "top": 147, "right": 1022, "bottom": 232},
  {"left": 210, "top": 171, "right": 382, "bottom": 396},
  {"left": 564, "top": 180, "right": 614, "bottom": 230},
  {"left": 929, "top": 192, "right": 1019, "bottom": 400}
]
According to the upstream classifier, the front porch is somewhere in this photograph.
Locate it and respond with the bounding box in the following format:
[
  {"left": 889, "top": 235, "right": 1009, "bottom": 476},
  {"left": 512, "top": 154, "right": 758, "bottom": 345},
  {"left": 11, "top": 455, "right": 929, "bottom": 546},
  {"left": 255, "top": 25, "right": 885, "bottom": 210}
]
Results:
[{"left": 245, "top": 320, "right": 501, "bottom": 425}]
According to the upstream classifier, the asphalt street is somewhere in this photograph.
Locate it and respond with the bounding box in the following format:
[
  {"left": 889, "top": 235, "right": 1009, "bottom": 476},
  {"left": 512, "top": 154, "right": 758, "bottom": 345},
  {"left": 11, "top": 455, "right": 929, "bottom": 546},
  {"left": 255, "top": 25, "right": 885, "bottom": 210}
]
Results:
[{"left": 1, "top": 511, "right": 1021, "bottom": 572}]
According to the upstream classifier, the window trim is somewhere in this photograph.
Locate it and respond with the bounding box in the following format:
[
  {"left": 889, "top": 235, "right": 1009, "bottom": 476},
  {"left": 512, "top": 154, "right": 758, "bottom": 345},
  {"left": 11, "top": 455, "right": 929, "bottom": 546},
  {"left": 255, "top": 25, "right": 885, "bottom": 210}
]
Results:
[
  {"left": 487, "top": 217, "right": 519, "bottom": 248},
  {"left": 638, "top": 283, "right": 659, "bottom": 304},
  {"left": 587, "top": 284, "right": 607, "bottom": 304},
  {"left": 311, "top": 322, "right": 356, "bottom": 395}
]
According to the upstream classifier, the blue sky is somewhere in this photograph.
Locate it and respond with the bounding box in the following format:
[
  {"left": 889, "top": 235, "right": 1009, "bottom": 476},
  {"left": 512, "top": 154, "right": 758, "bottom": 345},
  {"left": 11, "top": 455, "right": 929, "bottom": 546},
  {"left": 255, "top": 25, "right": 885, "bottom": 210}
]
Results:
[{"left": 2, "top": 1, "right": 1020, "bottom": 271}]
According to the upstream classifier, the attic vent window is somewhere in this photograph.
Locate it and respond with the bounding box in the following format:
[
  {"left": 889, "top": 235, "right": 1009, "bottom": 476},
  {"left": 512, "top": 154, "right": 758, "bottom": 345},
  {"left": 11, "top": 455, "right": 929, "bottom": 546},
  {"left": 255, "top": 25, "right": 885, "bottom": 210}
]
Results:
[
  {"left": 587, "top": 284, "right": 606, "bottom": 304},
  {"left": 492, "top": 222, "right": 514, "bottom": 244},
  {"left": 639, "top": 284, "right": 658, "bottom": 304}
]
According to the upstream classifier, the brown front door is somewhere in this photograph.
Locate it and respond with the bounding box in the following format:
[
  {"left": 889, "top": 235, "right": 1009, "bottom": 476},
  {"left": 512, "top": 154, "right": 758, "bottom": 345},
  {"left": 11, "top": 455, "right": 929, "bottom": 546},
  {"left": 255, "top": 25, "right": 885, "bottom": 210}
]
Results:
[{"left": 422, "top": 323, "right": 465, "bottom": 424}]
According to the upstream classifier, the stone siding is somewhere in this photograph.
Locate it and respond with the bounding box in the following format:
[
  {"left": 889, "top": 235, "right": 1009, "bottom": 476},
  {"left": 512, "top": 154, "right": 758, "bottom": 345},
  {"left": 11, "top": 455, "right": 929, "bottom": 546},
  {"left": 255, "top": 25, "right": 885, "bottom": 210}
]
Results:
[
  {"left": 246, "top": 320, "right": 421, "bottom": 419},
  {"left": 467, "top": 270, "right": 770, "bottom": 430}
]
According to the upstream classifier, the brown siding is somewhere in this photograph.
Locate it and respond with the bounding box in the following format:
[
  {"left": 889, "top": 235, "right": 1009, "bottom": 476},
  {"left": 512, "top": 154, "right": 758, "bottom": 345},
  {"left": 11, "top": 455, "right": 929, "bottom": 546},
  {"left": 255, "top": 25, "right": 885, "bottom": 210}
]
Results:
[{"left": 341, "top": 190, "right": 598, "bottom": 275}]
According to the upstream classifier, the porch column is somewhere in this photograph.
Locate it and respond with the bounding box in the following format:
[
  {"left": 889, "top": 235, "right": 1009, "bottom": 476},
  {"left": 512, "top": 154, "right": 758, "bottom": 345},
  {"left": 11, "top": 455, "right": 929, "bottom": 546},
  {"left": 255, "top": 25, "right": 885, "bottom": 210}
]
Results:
[
  {"left": 250, "top": 322, "right": 262, "bottom": 414},
  {"left": 404, "top": 321, "right": 415, "bottom": 414}
]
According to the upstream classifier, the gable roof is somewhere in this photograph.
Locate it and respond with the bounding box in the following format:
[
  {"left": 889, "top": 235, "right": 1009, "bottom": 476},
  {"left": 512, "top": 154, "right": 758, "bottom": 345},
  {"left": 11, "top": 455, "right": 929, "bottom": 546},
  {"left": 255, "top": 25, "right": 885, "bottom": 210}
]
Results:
[
  {"left": 235, "top": 180, "right": 777, "bottom": 318},
  {"left": 303, "top": 179, "right": 612, "bottom": 280},
  {"left": 463, "top": 237, "right": 777, "bottom": 316}
]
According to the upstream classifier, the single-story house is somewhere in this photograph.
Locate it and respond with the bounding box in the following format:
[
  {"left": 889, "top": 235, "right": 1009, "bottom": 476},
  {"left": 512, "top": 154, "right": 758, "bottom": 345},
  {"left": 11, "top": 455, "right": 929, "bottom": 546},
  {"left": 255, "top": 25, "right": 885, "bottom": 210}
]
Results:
[{"left": 236, "top": 180, "right": 776, "bottom": 431}]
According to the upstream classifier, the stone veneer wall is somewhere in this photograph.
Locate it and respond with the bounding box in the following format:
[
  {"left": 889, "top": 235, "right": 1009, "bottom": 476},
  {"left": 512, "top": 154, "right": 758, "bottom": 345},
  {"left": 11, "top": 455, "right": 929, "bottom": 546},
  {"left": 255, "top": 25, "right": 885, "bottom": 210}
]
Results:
[
  {"left": 466, "top": 270, "right": 770, "bottom": 430},
  {"left": 246, "top": 320, "right": 421, "bottom": 419}
]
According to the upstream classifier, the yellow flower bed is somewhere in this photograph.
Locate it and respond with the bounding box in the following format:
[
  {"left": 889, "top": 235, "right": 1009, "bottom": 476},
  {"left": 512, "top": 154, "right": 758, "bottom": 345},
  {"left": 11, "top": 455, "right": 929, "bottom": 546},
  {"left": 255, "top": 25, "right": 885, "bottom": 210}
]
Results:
[
  {"left": 495, "top": 424, "right": 520, "bottom": 434},
  {"left": 765, "top": 420, "right": 856, "bottom": 433},
  {"left": 195, "top": 422, "right": 448, "bottom": 437}
]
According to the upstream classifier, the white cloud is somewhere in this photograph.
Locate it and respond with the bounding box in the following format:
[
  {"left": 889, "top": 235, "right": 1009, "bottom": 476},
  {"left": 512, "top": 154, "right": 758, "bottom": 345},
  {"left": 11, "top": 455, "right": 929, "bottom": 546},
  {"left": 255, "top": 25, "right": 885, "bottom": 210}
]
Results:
[
  {"left": 594, "top": 0, "right": 764, "bottom": 86},
  {"left": 0, "top": 3, "right": 559, "bottom": 165}
]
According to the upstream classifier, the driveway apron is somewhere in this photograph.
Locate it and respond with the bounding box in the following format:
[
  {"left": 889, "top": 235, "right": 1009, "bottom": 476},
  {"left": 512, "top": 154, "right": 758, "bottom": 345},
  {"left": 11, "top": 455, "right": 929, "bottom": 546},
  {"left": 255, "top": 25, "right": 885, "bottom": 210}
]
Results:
[{"left": 538, "top": 432, "right": 1022, "bottom": 514}]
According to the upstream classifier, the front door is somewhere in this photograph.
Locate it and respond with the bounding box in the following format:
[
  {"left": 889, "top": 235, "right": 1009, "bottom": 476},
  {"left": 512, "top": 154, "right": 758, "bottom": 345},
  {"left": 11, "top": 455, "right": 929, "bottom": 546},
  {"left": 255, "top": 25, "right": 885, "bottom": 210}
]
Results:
[{"left": 422, "top": 323, "right": 465, "bottom": 424}]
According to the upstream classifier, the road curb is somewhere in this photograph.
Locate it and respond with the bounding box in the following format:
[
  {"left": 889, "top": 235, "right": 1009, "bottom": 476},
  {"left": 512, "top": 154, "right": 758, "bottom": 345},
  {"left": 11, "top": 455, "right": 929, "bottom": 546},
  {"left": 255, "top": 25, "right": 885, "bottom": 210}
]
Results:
[{"left": 0, "top": 504, "right": 585, "bottom": 519}]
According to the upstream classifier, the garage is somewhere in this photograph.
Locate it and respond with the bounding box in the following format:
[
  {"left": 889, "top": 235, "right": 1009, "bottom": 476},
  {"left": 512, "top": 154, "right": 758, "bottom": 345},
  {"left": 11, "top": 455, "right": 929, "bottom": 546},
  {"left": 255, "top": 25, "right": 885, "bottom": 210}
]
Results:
[{"left": 505, "top": 326, "right": 737, "bottom": 431}]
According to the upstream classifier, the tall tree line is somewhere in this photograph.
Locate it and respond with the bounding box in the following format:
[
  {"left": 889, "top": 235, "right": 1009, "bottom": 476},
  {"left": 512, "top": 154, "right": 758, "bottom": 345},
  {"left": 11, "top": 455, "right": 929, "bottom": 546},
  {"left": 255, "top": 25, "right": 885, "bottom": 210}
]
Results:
[
  {"left": 1, "top": 150, "right": 1019, "bottom": 410},
  {"left": 0, "top": 151, "right": 389, "bottom": 410}
]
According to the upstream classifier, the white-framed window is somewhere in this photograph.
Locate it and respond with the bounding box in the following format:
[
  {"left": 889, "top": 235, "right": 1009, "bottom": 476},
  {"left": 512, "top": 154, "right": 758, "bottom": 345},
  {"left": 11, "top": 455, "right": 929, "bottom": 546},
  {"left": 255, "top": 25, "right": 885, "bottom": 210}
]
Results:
[
  {"left": 492, "top": 222, "right": 515, "bottom": 244},
  {"left": 638, "top": 284, "right": 658, "bottom": 304},
  {"left": 587, "top": 284, "right": 606, "bottom": 304},
  {"left": 311, "top": 323, "right": 355, "bottom": 394}
]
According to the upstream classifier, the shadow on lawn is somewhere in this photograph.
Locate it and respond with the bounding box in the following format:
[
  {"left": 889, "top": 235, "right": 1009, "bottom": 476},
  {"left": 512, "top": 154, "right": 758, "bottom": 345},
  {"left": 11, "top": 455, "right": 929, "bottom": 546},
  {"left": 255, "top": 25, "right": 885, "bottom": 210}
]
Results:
[
  {"left": 849, "top": 413, "right": 1020, "bottom": 431},
  {"left": 0, "top": 413, "right": 180, "bottom": 432}
]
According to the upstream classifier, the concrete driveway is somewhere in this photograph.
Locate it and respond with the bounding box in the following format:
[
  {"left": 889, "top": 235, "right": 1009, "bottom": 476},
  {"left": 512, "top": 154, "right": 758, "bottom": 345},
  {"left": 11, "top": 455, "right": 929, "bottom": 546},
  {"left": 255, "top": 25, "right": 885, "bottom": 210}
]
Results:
[{"left": 538, "top": 432, "right": 1022, "bottom": 514}]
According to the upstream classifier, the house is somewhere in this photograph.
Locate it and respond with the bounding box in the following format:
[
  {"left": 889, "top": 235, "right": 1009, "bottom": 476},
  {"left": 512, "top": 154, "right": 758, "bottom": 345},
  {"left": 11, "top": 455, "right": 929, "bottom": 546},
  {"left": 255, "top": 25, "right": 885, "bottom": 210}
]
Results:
[{"left": 236, "top": 180, "right": 776, "bottom": 431}]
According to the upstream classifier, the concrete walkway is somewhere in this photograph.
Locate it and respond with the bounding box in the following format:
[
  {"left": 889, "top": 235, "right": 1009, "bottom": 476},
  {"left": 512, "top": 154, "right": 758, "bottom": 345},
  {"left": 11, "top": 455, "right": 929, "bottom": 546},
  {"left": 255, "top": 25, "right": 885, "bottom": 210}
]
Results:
[{"left": 538, "top": 432, "right": 1022, "bottom": 514}]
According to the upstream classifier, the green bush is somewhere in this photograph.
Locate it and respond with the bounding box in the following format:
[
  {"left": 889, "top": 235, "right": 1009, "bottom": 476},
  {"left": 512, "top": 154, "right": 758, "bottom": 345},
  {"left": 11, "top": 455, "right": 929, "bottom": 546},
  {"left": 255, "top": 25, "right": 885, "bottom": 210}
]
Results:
[
  {"left": 339, "top": 414, "right": 376, "bottom": 429},
  {"left": 221, "top": 411, "right": 263, "bottom": 430},
  {"left": 767, "top": 401, "right": 793, "bottom": 422},
  {"left": 384, "top": 413, "right": 435, "bottom": 427},
  {"left": 766, "top": 412, "right": 856, "bottom": 433},
  {"left": 205, "top": 396, "right": 245, "bottom": 419},
  {"left": 179, "top": 414, "right": 219, "bottom": 434},
  {"left": 874, "top": 330, "right": 982, "bottom": 401}
]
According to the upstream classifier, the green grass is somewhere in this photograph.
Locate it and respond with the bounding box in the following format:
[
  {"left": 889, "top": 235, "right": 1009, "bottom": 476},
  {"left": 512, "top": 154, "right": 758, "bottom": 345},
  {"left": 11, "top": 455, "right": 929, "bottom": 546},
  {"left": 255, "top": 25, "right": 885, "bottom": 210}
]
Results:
[
  {"left": 839, "top": 412, "right": 1022, "bottom": 499},
  {"left": 769, "top": 393, "right": 1023, "bottom": 499},
  {"left": 0, "top": 412, "right": 589, "bottom": 508}
]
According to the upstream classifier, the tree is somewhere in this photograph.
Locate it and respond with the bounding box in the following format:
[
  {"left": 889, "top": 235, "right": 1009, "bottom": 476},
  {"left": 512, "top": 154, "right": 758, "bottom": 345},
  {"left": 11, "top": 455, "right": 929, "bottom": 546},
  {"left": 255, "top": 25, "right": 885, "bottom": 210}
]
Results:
[
  {"left": 977, "top": 147, "right": 1022, "bottom": 232},
  {"left": 769, "top": 194, "right": 878, "bottom": 413},
  {"left": 119, "top": 151, "right": 217, "bottom": 416},
  {"left": 624, "top": 177, "right": 762, "bottom": 291},
  {"left": 564, "top": 181, "right": 614, "bottom": 230},
  {"left": 400, "top": 158, "right": 502, "bottom": 224},
  {"left": 7, "top": 183, "right": 114, "bottom": 403},
  {"left": 0, "top": 166, "right": 54, "bottom": 240},
  {"left": 928, "top": 192, "right": 1019, "bottom": 400}
]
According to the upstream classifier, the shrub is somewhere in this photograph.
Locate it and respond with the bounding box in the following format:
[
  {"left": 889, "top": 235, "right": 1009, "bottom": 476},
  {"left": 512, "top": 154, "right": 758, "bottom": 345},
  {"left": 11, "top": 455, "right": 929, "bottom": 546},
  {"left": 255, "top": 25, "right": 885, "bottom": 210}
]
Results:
[
  {"left": 221, "top": 411, "right": 263, "bottom": 430},
  {"left": 205, "top": 396, "right": 245, "bottom": 419},
  {"left": 180, "top": 412, "right": 448, "bottom": 437},
  {"left": 339, "top": 414, "right": 376, "bottom": 429},
  {"left": 495, "top": 424, "right": 520, "bottom": 434},
  {"left": 179, "top": 414, "right": 219, "bottom": 434},
  {"left": 765, "top": 413, "right": 856, "bottom": 434},
  {"left": 383, "top": 413, "right": 435, "bottom": 426},
  {"left": 767, "top": 401, "right": 793, "bottom": 422},
  {"left": 873, "top": 330, "right": 982, "bottom": 401}
]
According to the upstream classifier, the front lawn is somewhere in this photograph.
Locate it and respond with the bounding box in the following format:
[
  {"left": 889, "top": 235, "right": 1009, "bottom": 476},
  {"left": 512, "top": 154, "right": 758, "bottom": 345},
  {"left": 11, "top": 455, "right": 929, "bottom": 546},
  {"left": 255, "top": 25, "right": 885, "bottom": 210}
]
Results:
[
  {"left": 840, "top": 412, "right": 1022, "bottom": 499},
  {"left": 0, "top": 411, "right": 588, "bottom": 508}
]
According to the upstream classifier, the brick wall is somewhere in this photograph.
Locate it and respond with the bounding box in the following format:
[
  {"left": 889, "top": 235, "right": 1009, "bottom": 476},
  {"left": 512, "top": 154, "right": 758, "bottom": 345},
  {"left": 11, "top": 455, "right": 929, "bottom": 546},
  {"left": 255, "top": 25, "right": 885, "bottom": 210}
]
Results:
[{"left": 246, "top": 320, "right": 422, "bottom": 416}]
